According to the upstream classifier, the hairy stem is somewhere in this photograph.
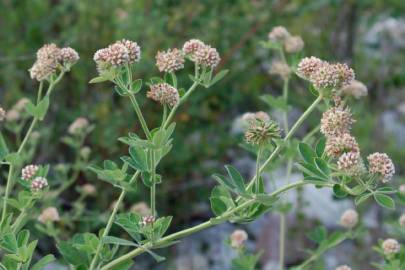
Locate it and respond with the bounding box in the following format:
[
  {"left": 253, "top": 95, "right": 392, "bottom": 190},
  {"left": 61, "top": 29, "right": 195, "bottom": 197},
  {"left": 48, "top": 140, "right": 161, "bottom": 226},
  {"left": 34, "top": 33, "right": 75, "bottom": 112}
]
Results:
[
  {"left": 88, "top": 171, "right": 140, "bottom": 270},
  {"left": 129, "top": 95, "right": 152, "bottom": 140}
]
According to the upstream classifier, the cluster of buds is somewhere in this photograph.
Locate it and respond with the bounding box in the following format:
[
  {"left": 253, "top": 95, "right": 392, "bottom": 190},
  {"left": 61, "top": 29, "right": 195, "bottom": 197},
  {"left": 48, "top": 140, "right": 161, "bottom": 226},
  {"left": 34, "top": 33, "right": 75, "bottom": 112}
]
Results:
[
  {"left": 131, "top": 202, "right": 151, "bottom": 216},
  {"left": 155, "top": 48, "right": 185, "bottom": 73},
  {"left": 182, "top": 39, "right": 220, "bottom": 68},
  {"left": 82, "top": 184, "right": 96, "bottom": 196},
  {"left": 340, "top": 209, "right": 359, "bottom": 229},
  {"left": 68, "top": 117, "right": 90, "bottom": 135},
  {"left": 268, "top": 26, "right": 304, "bottom": 53},
  {"left": 4, "top": 98, "right": 30, "bottom": 122},
  {"left": 382, "top": 238, "right": 400, "bottom": 255},
  {"left": 0, "top": 106, "right": 5, "bottom": 122},
  {"left": 244, "top": 118, "right": 281, "bottom": 146},
  {"left": 297, "top": 57, "right": 354, "bottom": 90},
  {"left": 341, "top": 80, "right": 368, "bottom": 99},
  {"left": 38, "top": 207, "right": 60, "bottom": 224},
  {"left": 321, "top": 106, "right": 355, "bottom": 137},
  {"left": 269, "top": 60, "right": 290, "bottom": 80},
  {"left": 367, "top": 153, "right": 395, "bottom": 183},
  {"left": 93, "top": 39, "right": 140, "bottom": 73},
  {"left": 230, "top": 229, "right": 248, "bottom": 249},
  {"left": 325, "top": 133, "right": 359, "bottom": 158},
  {"left": 21, "top": 165, "right": 39, "bottom": 181},
  {"left": 31, "top": 177, "right": 48, "bottom": 192},
  {"left": 147, "top": 83, "right": 180, "bottom": 107},
  {"left": 335, "top": 265, "right": 351, "bottom": 270},
  {"left": 139, "top": 215, "right": 155, "bottom": 226},
  {"left": 30, "top": 43, "right": 79, "bottom": 81}
]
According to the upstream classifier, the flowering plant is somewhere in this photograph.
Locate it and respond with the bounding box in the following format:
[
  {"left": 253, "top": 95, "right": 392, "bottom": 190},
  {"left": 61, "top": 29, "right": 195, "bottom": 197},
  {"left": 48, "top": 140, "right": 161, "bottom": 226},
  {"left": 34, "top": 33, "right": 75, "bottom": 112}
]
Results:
[{"left": 0, "top": 26, "right": 403, "bottom": 270}]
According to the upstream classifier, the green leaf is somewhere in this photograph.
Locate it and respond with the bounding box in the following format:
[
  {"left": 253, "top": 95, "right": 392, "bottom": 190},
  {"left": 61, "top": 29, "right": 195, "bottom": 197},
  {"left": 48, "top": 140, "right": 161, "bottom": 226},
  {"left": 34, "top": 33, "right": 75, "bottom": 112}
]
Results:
[
  {"left": 31, "top": 255, "right": 55, "bottom": 270},
  {"left": 298, "top": 143, "right": 316, "bottom": 164},
  {"left": 296, "top": 162, "right": 327, "bottom": 180},
  {"left": 324, "top": 231, "right": 347, "bottom": 248},
  {"left": 307, "top": 226, "right": 327, "bottom": 244},
  {"left": 355, "top": 192, "right": 372, "bottom": 206},
  {"left": 254, "top": 194, "right": 279, "bottom": 206},
  {"left": 108, "top": 259, "right": 134, "bottom": 270},
  {"left": 209, "top": 69, "right": 229, "bottom": 86},
  {"left": 0, "top": 233, "right": 18, "bottom": 253},
  {"left": 210, "top": 197, "right": 228, "bottom": 216},
  {"left": 130, "top": 79, "right": 142, "bottom": 94},
  {"left": 154, "top": 216, "right": 172, "bottom": 238},
  {"left": 314, "top": 158, "right": 330, "bottom": 177},
  {"left": 212, "top": 173, "right": 236, "bottom": 191},
  {"left": 89, "top": 76, "right": 109, "bottom": 83},
  {"left": 102, "top": 236, "right": 137, "bottom": 247},
  {"left": 57, "top": 241, "right": 88, "bottom": 266},
  {"left": 333, "top": 184, "right": 348, "bottom": 198},
  {"left": 26, "top": 97, "right": 50, "bottom": 120},
  {"left": 115, "top": 213, "right": 142, "bottom": 242},
  {"left": 225, "top": 165, "right": 246, "bottom": 194},
  {"left": 128, "top": 146, "right": 148, "bottom": 171},
  {"left": 374, "top": 193, "right": 395, "bottom": 209},
  {"left": 17, "top": 230, "right": 30, "bottom": 247},
  {"left": 260, "top": 94, "right": 289, "bottom": 111},
  {"left": 315, "top": 137, "right": 326, "bottom": 157},
  {"left": 0, "top": 132, "right": 9, "bottom": 161}
]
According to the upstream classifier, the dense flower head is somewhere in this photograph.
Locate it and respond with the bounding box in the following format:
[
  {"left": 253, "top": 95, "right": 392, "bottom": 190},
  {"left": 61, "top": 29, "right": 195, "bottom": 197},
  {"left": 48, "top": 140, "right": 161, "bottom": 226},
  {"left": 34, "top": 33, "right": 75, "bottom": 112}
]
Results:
[
  {"left": 115, "top": 39, "right": 141, "bottom": 64},
  {"left": 60, "top": 47, "right": 80, "bottom": 65},
  {"left": 194, "top": 45, "right": 221, "bottom": 68},
  {"left": 336, "top": 265, "right": 351, "bottom": 270},
  {"left": 325, "top": 133, "right": 359, "bottom": 158},
  {"left": 268, "top": 26, "right": 290, "bottom": 42},
  {"left": 139, "top": 215, "right": 155, "bottom": 226},
  {"left": 36, "top": 43, "right": 61, "bottom": 62},
  {"left": 155, "top": 48, "right": 185, "bottom": 73},
  {"left": 270, "top": 60, "right": 290, "bottom": 79},
  {"left": 341, "top": 80, "right": 368, "bottom": 99},
  {"left": 31, "top": 177, "right": 48, "bottom": 192},
  {"left": 0, "top": 107, "right": 5, "bottom": 122},
  {"left": 68, "top": 117, "right": 89, "bottom": 135},
  {"left": 334, "top": 63, "right": 355, "bottom": 88},
  {"left": 400, "top": 184, "right": 405, "bottom": 194},
  {"left": 105, "top": 43, "right": 129, "bottom": 67},
  {"left": 382, "top": 238, "right": 400, "bottom": 255},
  {"left": 14, "top": 98, "right": 30, "bottom": 111},
  {"left": 320, "top": 106, "right": 355, "bottom": 137},
  {"left": 399, "top": 214, "right": 405, "bottom": 227},
  {"left": 131, "top": 202, "right": 150, "bottom": 216},
  {"left": 337, "top": 151, "right": 365, "bottom": 176},
  {"left": 340, "top": 209, "right": 359, "bottom": 229},
  {"left": 230, "top": 229, "right": 248, "bottom": 249},
  {"left": 82, "top": 184, "right": 96, "bottom": 195},
  {"left": 284, "top": 36, "right": 304, "bottom": 53},
  {"left": 147, "top": 83, "right": 180, "bottom": 107},
  {"left": 21, "top": 165, "right": 39, "bottom": 181},
  {"left": 310, "top": 62, "right": 355, "bottom": 89},
  {"left": 244, "top": 119, "right": 281, "bottom": 145},
  {"left": 242, "top": 111, "right": 270, "bottom": 124},
  {"left": 30, "top": 58, "right": 58, "bottom": 81},
  {"left": 297, "top": 57, "right": 325, "bottom": 79},
  {"left": 38, "top": 207, "right": 60, "bottom": 224},
  {"left": 183, "top": 39, "right": 205, "bottom": 58},
  {"left": 367, "top": 153, "right": 395, "bottom": 183}
]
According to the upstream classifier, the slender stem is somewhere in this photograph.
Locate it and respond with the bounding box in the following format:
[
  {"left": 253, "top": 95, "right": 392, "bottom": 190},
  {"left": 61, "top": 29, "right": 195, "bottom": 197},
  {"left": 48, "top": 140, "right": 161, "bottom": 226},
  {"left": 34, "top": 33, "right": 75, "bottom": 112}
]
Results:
[
  {"left": 255, "top": 147, "right": 262, "bottom": 194},
  {"left": 150, "top": 151, "right": 156, "bottom": 217},
  {"left": 88, "top": 171, "right": 140, "bottom": 270},
  {"left": 1, "top": 164, "right": 14, "bottom": 223},
  {"left": 129, "top": 95, "right": 151, "bottom": 140},
  {"left": 100, "top": 180, "right": 327, "bottom": 270}
]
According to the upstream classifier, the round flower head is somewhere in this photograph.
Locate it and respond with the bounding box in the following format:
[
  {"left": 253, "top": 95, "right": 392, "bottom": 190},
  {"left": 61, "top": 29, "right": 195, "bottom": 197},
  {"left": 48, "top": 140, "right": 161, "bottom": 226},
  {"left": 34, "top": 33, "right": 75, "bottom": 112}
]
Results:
[
  {"left": 105, "top": 43, "right": 129, "bottom": 67},
  {"left": 21, "top": 165, "right": 39, "bottom": 181},
  {"left": 270, "top": 60, "right": 290, "bottom": 79},
  {"left": 230, "top": 229, "right": 248, "bottom": 249},
  {"left": 320, "top": 106, "right": 355, "bottom": 137},
  {"left": 340, "top": 209, "right": 359, "bottom": 229},
  {"left": 139, "top": 215, "right": 155, "bottom": 226},
  {"left": 68, "top": 117, "right": 89, "bottom": 135},
  {"left": 245, "top": 119, "right": 281, "bottom": 145},
  {"left": 82, "top": 184, "right": 96, "bottom": 195},
  {"left": 115, "top": 39, "right": 141, "bottom": 64},
  {"left": 284, "top": 36, "right": 304, "bottom": 53},
  {"left": 242, "top": 111, "right": 270, "bottom": 124},
  {"left": 94, "top": 48, "right": 109, "bottom": 63},
  {"left": 382, "top": 238, "right": 400, "bottom": 255},
  {"left": 194, "top": 45, "right": 221, "bottom": 68},
  {"left": 31, "top": 177, "right": 48, "bottom": 192},
  {"left": 399, "top": 214, "right": 405, "bottom": 227},
  {"left": 131, "top": 202, "right": 150, "bottom": 216},
  {"left": 367, "top": 153, "right": 395, "bottom": 183},
  {"left": 400, "top": 184, "right": 405, "bottom": 194},
  {"left": 334, "top": 63, "right": 355, "bottom": 88},
  {"left": 155, "top": 48, "right": 185, "bottom": 73},
  {"left": 310, "top": 62, "right": 341, "bottom": 89},
  {"left": 325, "top": 133, "right": 359, "bottom": 158},
  {"left": 60, "top": 47, "right": 79, "bottom": 65},
  {"left": 36, "top": 43, "right": 61, "bottom": 62},
  {"left": 38, "top": 207, "right": 60, "bottom": 224},
  {"left": 147, "top": 83, "right": 180, "bottom": 107},
  {"left": 13, "top": 98, "right": 30, "bottom": 112},
  {"left": 336, "top": 265, "right": 351, "bottom": 270},
  {"left": 6, "top": 110, "right": 20, "bottom": 122},
  {"left": 183, "top": 39, "right": 205, "bottom": 59},
  {"left": 297, "top": 57, "right": 325, "bottom": 79},
  {"left": 0, "top": 107, "right": 5, "bottom": 122},
  {"left": 337, "top": 151, "right": 365, "bottom": 176},
  {"left": 29, "top": 58, "right": 58, "bottom": 81},
  {"left": 268, "top": 26, "right": 290, "bottom": 42},
  {"left": 341, "top": 80, "right": 367, "bottom": 99}
]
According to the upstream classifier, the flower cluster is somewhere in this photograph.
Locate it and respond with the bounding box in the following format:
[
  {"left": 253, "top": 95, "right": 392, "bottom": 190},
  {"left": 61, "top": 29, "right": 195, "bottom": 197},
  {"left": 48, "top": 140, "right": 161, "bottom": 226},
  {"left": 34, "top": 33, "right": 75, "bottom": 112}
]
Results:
[
  {"left": 139, "top": 215, "right": 155, "bottom": 226},
  {"left": 336, "top": 265, "right": 351, "bottom": 270},
  {"left": 340, "top": 209, "right": 359, "bottom": 229},
  {"left": 31, "top": 177, "right": 48, "bottom": 192},
  {"left": 182, "top": 39, "right": 220, "bottom": 68},
  {"left": 4, "top": 98, "right": 30, "bottom": 122},
  {"left": 21, "top": 165, "right": 39, "bottom": 181},
  {"left": 93, "top": 39, "right": 140, "bottom": 73},
  {"left": 0, "top": 106, "right": 5, "bottom": 122},
  {"left": 268, "top": 26, "right": 304, "bottom": 53},
  {"left": 68, "top": 117, "right": 90, "bottom": 135},
  {"left": 320, "top": 106, "right": 355, "bottom": 137},
  {"left": 367, "top": 153, "right": 395, "bottom": 183},
  {"left": 230, "top": 229, "right": 248, "bottom": 249},
  {"left": 147, "top": 83, "right": 180, "bottom": 107},
  {"left": 325, "top": 133, "right": 359, "bottom": 158},
  {"left": 244, "top": 118, "right": 281, "bottom": 145},
  {"left": 297, "top": 57, "right": 354, "bottom": 90},
  {"left": 30, "top": 43, "right": 79, "bottom": 81},
  {"left": 382, "top": 238, "right": 400, "bottom": 255},
  {"left": 38, "top": 207, "right": 60, "bottom": 224},
  {"left": 155, "top": 48, "right": 185, "bottom": 73},
  {"left": 269, "top": 60, "right": 290, "bottom": 79}
]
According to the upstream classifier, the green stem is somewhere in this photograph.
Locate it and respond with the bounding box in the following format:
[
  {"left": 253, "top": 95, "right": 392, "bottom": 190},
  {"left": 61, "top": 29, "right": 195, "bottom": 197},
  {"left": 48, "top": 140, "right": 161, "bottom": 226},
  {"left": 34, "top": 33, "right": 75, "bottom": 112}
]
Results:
[
  {"left": 88, "top": 171, "right": 140, "bottom": 270},
  {"left": 150, "top": 151, "right": 156, "bottom": 217},
  {"left": 100, "top": 180, "right": 328, "bottom": 270},
  {"left": 255, "top": 147, "right": 262, "bottom": 194},
  {"left": 129, "top": 95, "right": 151, "bottom": 140}
]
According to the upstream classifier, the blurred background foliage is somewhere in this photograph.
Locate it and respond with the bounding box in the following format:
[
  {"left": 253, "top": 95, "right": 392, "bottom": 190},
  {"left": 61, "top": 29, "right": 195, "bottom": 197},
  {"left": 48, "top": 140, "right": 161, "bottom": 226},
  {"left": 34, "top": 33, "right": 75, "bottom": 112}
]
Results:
[{"left": 1, "top": 0, "right": 405, "bottom": 267}]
